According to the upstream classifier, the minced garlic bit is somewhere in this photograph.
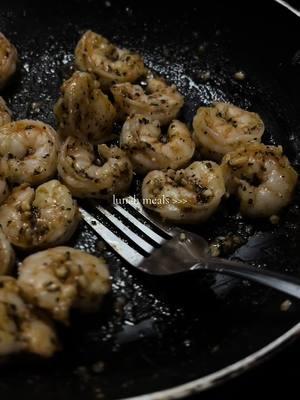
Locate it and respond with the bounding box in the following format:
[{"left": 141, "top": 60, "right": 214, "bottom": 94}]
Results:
[
  {"left": 179, "top": 232, "right": 187, "bottom": 241},
  {"left": 234, "top": 71, "right": 246, "bottom": 80},
  {"left": 270, "top": 215, "right": 280, "bottom": 225},
  {"left": 280, "top": 299, "right": 292, "bottom": 312}
]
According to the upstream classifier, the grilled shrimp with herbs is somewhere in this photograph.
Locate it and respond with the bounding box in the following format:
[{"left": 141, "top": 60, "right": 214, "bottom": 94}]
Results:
[
  {"left": 58, "top": 136, "right": 133, "bottom": 198},
  {"left": 0, "top": 33, "right": 18, "bottom": 89},
  {"left": 111, "top": 73, "right": 184, "bottom": 125},
  {"left": 120, "top": 114, "right": 195, "bottom": 174},
  {"left": 54, "top": 71, "right": 116, "bottom": 144},
  {"left": 142, "top": 161, "right": 225, "bottom": 223},
  {"left": 221, "top": 143, "right": 298, "bottom": 218},
  {"left": 0, "top": 277, "right": 59, "bottom": 357},
  {"left": 0, "top": 96, "right": 12, "bottom": 127},
  {"left": 0, "top": 227, "right": 15, "bottom": 275},
  {"left": 0, "top": 120, "right": 60, "bottom": 186},
  {"left": 0, "top": 180, "right": 80, "bottom": 250},
  {"left": 75, "top": 30, "right": 146, "bottom": 89},
  {"left": 193, "top": 102, "right": 264, "bottom": 161},
  {"left": 18, "top": 247, "right": 111, "bottom": 324}
]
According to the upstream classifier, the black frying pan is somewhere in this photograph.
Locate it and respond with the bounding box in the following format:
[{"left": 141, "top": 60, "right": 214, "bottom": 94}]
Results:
[{"left": 1, "top": 0, "right": 300, "bottom": 399}]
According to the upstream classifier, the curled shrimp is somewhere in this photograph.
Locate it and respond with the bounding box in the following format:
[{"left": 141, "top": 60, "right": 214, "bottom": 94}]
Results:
[
  {"left": 75, "top": 30, "right": 146, "bottom": 89},
  {"left": 54, "top": 71, "right": 116, "bottom": 144},
  {"left": 142, "top": 161, "right": 225, "bottom": 223},
  {"left": 0, "top": 277, "right": 59, "bottom": 357},
  {"left": 0, "top": 180, "right": 80, "bottom": 250},
  {"left": 0, "top": 120, "right": 60, "bottom": 185},
  {"left": 0, "top": 96, "right": 12, "bottom": 127},
  {"left": 0, "top": 33, "right": 18, "bottom": 89},
  {"left": 221, "top": 143, "right": 298, "bottom": 218},
  {"left": 111, "top": 74, "right": 184, "bottom": 125},
  {"left": 0, "top": 227, "right": 15, "bottom": 275},
  {"left": 193, "top": 102, "right": 264, "bottom": 161},
  {"left": 120, "top": 114, "right": 195, "bottom": 174},
  {"left": 18, "top": 246, "right": 111, "bottom": 323},
  {"left": 58, "top": 136, "right": 133, "bottom": 198}
]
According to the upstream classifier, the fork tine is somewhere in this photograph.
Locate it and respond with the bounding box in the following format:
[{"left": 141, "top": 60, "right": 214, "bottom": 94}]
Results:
[
  {"left": 79, "top": 207, "right": 144, "bottom": 267},
  {"left": 112, "top": 203, "right": 166, "bottom": 245},
  {"left": 124, "top": 195, "right": 175, "bottom": 237},
  {"left": 92, "top": 202, "right": 155, "bottom": 254}
]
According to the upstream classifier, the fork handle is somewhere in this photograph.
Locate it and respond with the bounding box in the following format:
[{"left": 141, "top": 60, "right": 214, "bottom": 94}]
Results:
[{"left": 191, "top": 258, "right": 300, "bottom": 300}]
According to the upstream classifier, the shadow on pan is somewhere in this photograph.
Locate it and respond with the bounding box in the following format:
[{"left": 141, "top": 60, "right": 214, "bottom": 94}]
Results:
[{"left": 1, "top": 0, "right": 300, "bottom": 399}]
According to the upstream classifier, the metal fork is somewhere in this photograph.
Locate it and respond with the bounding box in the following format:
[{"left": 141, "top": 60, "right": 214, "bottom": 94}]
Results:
[{"left": 80, "top": 196, "right": 300, "bottom": 300}]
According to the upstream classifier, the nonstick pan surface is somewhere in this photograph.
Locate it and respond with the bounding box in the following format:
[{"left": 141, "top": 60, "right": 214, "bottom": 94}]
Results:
[{"left": 1, "top": 1, "right": 300, "bottom": 399}]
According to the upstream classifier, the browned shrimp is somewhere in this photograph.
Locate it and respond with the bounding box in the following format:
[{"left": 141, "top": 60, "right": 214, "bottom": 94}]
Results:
[
  {"left": 120, "top": 114, "right": 195, "bottom": 174},
  {"left": 54, "top": 71, "right": 116, "bottom": 143},
  {"left": 18, "top": 247, "right": 111, "bottom": 323},
  {"left": 221, "top": 143, "right": 298, "bottom": 217},
  {"left": 75, "top": 30, "right": 146, "bottom": 89},
  {"left": 0, "top": 33, "right": 18, "bottom": 89},
  {"left": 0, "top": 96, "right": 12, "bottom": 127},
  {"left": 0, "top": 120, "right": 60, "bottom": 186},
  {"left": 111, "top": 73, "right": 184, "bottom": 125},
  {"left": 193, "top": 102, "right": 264, "bottom": 160},
  {"left": 58, "top": 137, "right": 133, "bottom": 198},
  {"left": 0, "top": 277, "right": 59, "bottom": 357},
  {"left": 142, "top": 161, "right": 225, "bottom": 223},
  {"left": 0, "top": 180, "right": 80, "bottom": 250}
]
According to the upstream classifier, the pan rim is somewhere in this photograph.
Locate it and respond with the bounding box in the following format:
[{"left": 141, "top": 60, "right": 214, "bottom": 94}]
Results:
[
  {"left": 274, "top": 0, "right": 300, "bottom": 17},
  {"left": 121, "top": 322, "right": 300, "bottom": 400}
]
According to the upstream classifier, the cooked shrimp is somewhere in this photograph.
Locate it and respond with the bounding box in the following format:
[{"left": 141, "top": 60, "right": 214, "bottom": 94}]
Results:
[
  {"left": 54, "top": 71, "right": 116, "bottom": 144},
  {"left": 75, "top": 30, "right": 146, "bottom": 89},
  {"left": 0, "top": 178, "right": 9, "bottom": 204},
  {"left": 0, "top": 180, "right": 80, "bottom": 250},
  {"left": 111, "top": 73, "right": 184, "bottom": 125},
  {"left": 0, "top": 33, "right": 18, "bottom": 89},
  {"left": 120, "top": 114, "right": 195, "bottom": 174},
  {"left": 0, "top": 96, "right": 12, "bottom": 127},
  {"left": 0, "top": 120, "right": 60, "bottom": 185},
  {"left": 221, "top": 143, "right": 298, "bottom": 218},
  {"left": 193, "top": 102, "right": 264, "bottom": 161},
  {"left": 0, "top": 227, "right": 14, "bottom": 275},
  {"left": 0, "top": 277, "right": 59, "bottom": 357},
  {"left": 58, "top": 136, "right": 133, "bottom": 198},
  {"left": 142, "top": 161, "right": 225, "bottom": 223},
  {"left": 18, "top": 247, "right": 111, "bottom": 323}
]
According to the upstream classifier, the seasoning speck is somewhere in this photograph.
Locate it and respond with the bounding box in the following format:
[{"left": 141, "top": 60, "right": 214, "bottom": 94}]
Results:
[
  {"left": 280, "top": 299, "right": 292, "bottom": 312},
  {"left": 270, "top": 215, "right": 280, "bottom": 225},
  {"left": 209, "top": 244, "right": 220, "bottom": 257},
  {"left": 92, "top": 361, "right": 105, "bottom": 374},
  {"left": 234, "top": 71, "right": 246, "bottom": 80},
  {"left": 179, "top": 232, "right": 187, "bottom": 241},
  {"left": 199, "top": 71, "right": 210, "bottom": 81}
]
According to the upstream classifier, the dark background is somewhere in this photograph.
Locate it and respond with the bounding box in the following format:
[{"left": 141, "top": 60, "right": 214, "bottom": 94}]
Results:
[{"left": 194, "top": 343, "right": 300, "bottom": 399}]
